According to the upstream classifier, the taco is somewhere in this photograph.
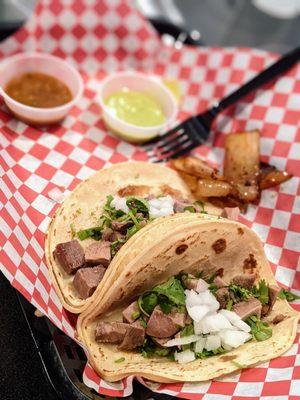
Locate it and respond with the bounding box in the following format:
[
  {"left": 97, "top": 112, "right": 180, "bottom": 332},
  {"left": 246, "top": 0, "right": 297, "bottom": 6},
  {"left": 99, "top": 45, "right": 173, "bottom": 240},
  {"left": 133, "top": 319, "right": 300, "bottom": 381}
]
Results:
[
  {"left": 45, "top": 162, "right": 220, "bottom": 313},
  {"left": 77, "top": 214, "right": 298, "bottom": 383}
]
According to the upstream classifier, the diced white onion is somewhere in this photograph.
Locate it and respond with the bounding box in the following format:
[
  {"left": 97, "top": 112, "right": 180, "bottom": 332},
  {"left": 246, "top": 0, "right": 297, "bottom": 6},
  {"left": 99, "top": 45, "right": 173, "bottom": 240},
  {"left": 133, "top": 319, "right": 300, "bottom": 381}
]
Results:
[
  {"left": 187, "top": 304, "right": 210, "bottom": 322},
  {"left": 219, "top": 309, "right": 251, "bottom": 333},
  {"left": 164, "top": 335, "right": 201, "bottom": 347},
  {"left": 205, "top": 334, "right": 221, "bottom": 351},
  {"left": 197, "top": 313, "right": 233, "bottom": 334},
  {"left": 196, "top": 278, "right": 209, "bottom": 293},
  {"left": 185, "top": 289, "right": 220, "bottom": 312},
  {"left": 218, "top": 330, "right": 251, "bottom": 348},
  {"left": 111, "top": 196, "right": 129, "bottom": 213},
  {"left": 174, "top": 349, "right": 196, "bottom": 364},
  {"left": 149, "top": 195, "right": 174, "bottom": 218},
  {"left": 194, "top": 336, "right": 206, "bottom": 353}
]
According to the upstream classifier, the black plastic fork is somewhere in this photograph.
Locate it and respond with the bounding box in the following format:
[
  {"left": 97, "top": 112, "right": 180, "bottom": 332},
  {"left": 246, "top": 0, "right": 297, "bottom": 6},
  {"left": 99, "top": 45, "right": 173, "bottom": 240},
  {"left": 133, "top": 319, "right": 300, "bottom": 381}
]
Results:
[{"left": 145, "top": 46, "right": 300, "bottom": 162}]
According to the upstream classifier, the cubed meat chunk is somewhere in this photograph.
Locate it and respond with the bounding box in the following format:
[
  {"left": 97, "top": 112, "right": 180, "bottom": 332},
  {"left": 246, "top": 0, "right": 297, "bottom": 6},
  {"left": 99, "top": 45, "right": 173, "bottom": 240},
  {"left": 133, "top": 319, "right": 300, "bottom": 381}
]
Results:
[
  {"left": 221, "top": 207, "right": 240, "bottom": 221},
  {"left": 231, "top": 274, "right": 256, "bottom": 289},
  {"left": 118, "top": 324, "right": 145, "bottom": 351},
  {"left": 111, "top": 220, "right": 133, "bottom": 233},
  {"left": 215, "top": 287, "right": 230, "bottom": 309},
  {"left": 213, "top": 276, "right": 227, "bottom": 288},
  {"left": 122, "top": 301, "right": 140, "bottom": 323},
  {"left": 73, "top": 265, "right": 106, "bottom": 299},
  {"left": 146, "top": 306, "right": 186, "bottom": 338},
  {"left": 102, "top": 228, "right": 113, "bottom": 241},
  {"left": 85, "top": 241, "right": 111, "bottom": 266},
  {"left": 233, "top": 297, "right": 262, "bottom": 320},
  {"left": 95, "top": 321, "right": 129, "bottom": 343},
  {"left": 53, "top": 240, "right": 85, "bottom": 274},
  {"left": 262, "top": 285, "right": 281, "bottom": 316}
]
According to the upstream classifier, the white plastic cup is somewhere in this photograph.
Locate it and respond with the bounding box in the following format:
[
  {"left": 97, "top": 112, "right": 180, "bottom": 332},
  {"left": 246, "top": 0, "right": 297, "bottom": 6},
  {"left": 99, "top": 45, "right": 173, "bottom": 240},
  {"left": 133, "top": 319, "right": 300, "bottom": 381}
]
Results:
[
  {"left": 98, "top": 71, "right": 178, "bottom": 143},
  {"left": 0, "top": 52, "right": 84, "bottom": 125}
]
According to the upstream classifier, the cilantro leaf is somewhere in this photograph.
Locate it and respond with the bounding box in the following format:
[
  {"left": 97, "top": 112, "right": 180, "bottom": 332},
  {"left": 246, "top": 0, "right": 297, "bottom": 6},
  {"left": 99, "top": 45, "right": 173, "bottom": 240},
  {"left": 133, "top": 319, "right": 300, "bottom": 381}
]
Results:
[
  {"left": 138, "top": 293, "right": 158, "bottom": 316},
  {"left": 77, "top": 226, "right": 103, "bottom": 240},
  {"left": 246, "top": 316, "right": 272, "bottom": 341},
  {"left": 278, "top": 289, "right": 300, "bottom": 302},
  {"left": 153, "top": 277, "right": 185, "bottom": 306},
  {"left": 180, "top": 324, "right": 194, "bottom": 337},
  {"left": 229, "top": 284, "right": 252, "bottom": 301},
  {"left": 126, "top": 196, "right": 149, "bottom": 215},
  {"left": 252, "top": 279, "right": 269, "bottom": 305}
]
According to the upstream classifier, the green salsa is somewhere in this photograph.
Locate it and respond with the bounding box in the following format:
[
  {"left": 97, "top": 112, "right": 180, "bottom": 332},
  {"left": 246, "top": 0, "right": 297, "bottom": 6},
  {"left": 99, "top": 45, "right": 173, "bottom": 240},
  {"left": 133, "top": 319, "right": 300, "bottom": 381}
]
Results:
[{"left": 105, "top": 89, "right": 165, "bottom": 127}]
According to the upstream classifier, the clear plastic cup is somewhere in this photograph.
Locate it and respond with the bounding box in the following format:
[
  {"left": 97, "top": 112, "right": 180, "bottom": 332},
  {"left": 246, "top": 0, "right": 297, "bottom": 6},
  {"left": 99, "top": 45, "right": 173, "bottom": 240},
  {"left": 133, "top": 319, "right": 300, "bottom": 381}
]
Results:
[
  {"left": 98, "top": 71, "right": 178, "bottom": 143},
  {"left": 0, "top": 52, "right": 84, "bottom": 125}
]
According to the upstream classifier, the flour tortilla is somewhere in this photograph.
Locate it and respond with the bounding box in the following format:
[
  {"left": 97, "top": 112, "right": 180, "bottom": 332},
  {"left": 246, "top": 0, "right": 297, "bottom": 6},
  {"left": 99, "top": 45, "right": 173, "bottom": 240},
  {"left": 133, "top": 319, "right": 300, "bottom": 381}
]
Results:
[
  {"left": 77, "top": 215, "right": 298, "bottom": 383},
  {"left": 45, "top": 162, "right": 220, "bottom": 313}
]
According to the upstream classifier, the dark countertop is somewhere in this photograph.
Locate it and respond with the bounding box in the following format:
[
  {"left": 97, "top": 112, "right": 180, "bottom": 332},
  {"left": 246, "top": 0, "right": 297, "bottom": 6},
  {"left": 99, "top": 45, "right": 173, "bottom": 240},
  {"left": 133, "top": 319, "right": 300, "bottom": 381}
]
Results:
[{"left": 0, "top": 273, "right": 58, "bottom": 400}]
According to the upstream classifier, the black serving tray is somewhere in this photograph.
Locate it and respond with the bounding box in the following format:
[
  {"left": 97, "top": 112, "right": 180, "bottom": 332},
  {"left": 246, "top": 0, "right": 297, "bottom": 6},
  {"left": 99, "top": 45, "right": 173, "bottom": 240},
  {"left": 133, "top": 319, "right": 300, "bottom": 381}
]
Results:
[{"left": 17, "top": 291, "right": 176, "bottom": 400}]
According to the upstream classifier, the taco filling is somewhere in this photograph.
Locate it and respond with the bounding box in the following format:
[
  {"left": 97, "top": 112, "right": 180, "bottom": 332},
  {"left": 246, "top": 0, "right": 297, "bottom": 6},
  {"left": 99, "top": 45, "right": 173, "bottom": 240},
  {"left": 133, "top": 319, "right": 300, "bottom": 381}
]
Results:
[
  {"left": 94, "top": 271, "right": 283, "bottom": 363},
  {"left": 53, "top": 195, "right": 206, "bottom": 299}
]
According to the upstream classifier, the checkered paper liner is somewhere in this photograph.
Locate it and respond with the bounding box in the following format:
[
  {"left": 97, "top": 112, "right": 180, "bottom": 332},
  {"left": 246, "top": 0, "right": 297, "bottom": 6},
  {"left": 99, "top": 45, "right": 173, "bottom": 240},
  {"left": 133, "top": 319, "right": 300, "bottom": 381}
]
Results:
[{"left": 0, "top": 0, "right": 299, "bottom": 398}]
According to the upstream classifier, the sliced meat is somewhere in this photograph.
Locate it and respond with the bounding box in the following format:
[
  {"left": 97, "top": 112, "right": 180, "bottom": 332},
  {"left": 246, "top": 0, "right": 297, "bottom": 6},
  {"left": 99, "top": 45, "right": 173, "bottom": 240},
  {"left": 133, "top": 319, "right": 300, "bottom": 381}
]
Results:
[
  {"left": 262, "top": 285, "right": 281, "bottom": 316},
  {"left": 95, "top": 321, "right": 128, "bottom": 344},
  {"left": 118, "top": 324, "right": 145, "bottom": 351},
  {"left": 174, "top": 199, "right": 190, "bottom": 213},
  {"left": 221, "top": 207, "right": 240, "bottom": 221},
  {"left": 146, "top": 306, "right": 185, "bottom": 338},
  {"left": 73, "top": 265, "right": 106, "bottom": 299},
  {"left": 122, "top": 301, "right": 140, "bottom": 324},
  {"left": 102, "top": 228, "right": 113, "bottom": 241},
  {"left": 111, "top": 220, "right": 133, "bottom": 233},
  {"left": 53, "top": 240, "right": 85, "bottom": 274},
  {"left": 215, "top": 287, "right": 230, "bottom": 309},
  {"left": 139, "top": 219, "right": 147, "bottom": 228},
  {"left": 109, "top": 231, "right": 124, "bottom": 242},
  {"left": 213, "top": 276, "right": 227, "bottom": 288},
  {"left": 272, "top": 314, "right": 285, "bottom": 325},
  {"left": 85, "top": 241, "right": 111, "bottom": 266},
  {"left": 231, "top": 274, "right": 256, "bottom": 289},
  {"left": 233, "top": 297, "right": 262, "bottom": 320},
  {"left": 152, "top": 337, "right": 171, "bottom": 347}
]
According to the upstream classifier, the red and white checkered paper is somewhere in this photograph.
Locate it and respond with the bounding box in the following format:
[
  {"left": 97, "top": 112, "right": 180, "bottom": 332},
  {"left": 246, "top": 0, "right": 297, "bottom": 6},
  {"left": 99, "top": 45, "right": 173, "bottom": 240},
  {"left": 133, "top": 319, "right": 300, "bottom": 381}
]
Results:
[{"left": 0, "top": 1, "right": 299, "bottom": 398}]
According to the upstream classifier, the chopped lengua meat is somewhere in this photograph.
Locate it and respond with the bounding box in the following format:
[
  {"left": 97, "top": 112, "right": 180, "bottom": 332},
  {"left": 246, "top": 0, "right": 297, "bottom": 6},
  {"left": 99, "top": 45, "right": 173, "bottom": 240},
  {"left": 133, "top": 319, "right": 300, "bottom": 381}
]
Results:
[
  {"left": 262, "top": 285, "right": 281, "bottom": 316},
  {"left": 231, "top": 274, "right": 256, "bottom": 289},
  {"left": 233, "top": 297, "right": 262, "bottom": 320},
  {"left": 215, "top": 287, "right": 230, "bottom": 309},
  {"left": 146, "top": 306, "right": 185, "bottom": 338},
  {"left": 122, "top": 301, "right": 140, "bottom": 324},
  {"left": 73, "top": 265, "right": 106, "bottom": 299},
  {"left": 111, "top": 220, "right": 133, "bottom": 233},
  {"left": 213, "top": 276, "right": 227, "bottom": 288},
  {"left": 118, "top": 324, "right": 145, "bottom": 351},
  {"left": 53, "top": 240, "right": 85, "bottom": 274},
  {"left": 95, "top": 322, "right": 128, "bottom": 343},
  {"left": 85, "top": 241, "right": 111, "bottom": 266}
]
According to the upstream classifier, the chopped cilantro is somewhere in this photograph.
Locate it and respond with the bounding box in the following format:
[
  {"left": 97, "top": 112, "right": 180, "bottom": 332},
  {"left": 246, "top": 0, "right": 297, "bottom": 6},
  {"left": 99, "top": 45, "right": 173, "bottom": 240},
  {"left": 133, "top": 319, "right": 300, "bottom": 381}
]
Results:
[
  {"left": 229, "top": 284, "right": 252, "bottom": 301},
  {"left": 114, "top": 357, "right": 125, "bottom": 363},
  {"left": 252, "top": 279, "right": 269, "bottom": 305},
  {"left": 278, "top": 289, "right": 300, "bottom": 302},
  {"left": 246, "top": 315, "right": 272, "bottom": 341},
  {"left": 126, "top": 196, "right": 149, "bottom": 215},
  {"left": 180, "top": 324, "right": 194, "bottom": 337},
  {"left": 131, "top": 311, "right": 140, "bottom": 320},
  {"left": 138, "top": 293, "right": 158, "bottom": 316},
  {"left": 226, "top": 299, "right": 233, "bottom": 310},
  {"left": 153, "top": 277, "right": 185, "bottom": 306},
  {"left": 159, "top": 296, "right": 172, "bottom": 314},
  {"left": 184, "top": 206, "right": 196, "bottom": 213},
  {"left": 77, "top": 226, "right": 102, "bottom": 240},
  {"left": 194, "top": 200, "right": 207, "bottom": 214},
  {"left": 195, "top": 347, "right": 225, "bottom": 359}
]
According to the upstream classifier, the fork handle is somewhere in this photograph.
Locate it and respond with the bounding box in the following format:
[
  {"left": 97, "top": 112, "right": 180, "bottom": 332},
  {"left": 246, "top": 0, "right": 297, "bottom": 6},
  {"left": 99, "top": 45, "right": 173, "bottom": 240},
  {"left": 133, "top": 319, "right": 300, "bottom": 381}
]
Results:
[{"left": 214, "top": 46, "right": 300, "bottom": 113}]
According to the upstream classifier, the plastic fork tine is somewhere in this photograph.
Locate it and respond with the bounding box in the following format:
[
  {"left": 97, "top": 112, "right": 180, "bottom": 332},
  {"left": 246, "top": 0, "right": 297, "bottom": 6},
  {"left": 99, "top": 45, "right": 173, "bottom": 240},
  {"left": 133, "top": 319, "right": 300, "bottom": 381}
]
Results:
[
  {"left": 156, "top": 128, "right": 186, "bottom": 151},
  {"left": 159, "top": 135, "right": 191, "bottom": 156},
  {"left": 153, "top": 141, "right": 197, "bottom": 163}
]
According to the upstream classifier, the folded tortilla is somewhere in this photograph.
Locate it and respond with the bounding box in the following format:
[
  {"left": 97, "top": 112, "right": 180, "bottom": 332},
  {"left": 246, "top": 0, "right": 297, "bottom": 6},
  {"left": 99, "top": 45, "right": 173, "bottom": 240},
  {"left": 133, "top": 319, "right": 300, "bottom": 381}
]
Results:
[
  {"left": 77, "top": 215, "right": 298, "bottom": 383},
  {"left": 45, "top": 162, "right": 220, "bottom": 313}
]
